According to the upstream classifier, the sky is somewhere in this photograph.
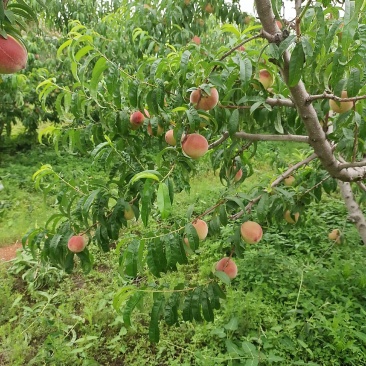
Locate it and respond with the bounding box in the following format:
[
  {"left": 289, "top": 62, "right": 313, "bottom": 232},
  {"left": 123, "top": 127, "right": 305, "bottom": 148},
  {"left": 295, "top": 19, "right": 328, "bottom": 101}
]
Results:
[{"left": 239, "top": 0, "right": 296, "bottom": 20}]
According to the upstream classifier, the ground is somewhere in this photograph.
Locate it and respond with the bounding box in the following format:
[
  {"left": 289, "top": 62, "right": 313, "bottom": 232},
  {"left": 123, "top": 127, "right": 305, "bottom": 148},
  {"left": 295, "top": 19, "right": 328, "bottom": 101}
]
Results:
[{"left": 0, "top": 243, "right": 22, "bottom": 261}]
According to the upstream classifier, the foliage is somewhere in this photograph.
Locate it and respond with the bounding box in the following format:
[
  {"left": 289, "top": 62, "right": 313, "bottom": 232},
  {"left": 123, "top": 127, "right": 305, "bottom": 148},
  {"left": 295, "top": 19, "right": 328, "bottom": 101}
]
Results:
[
  {"left": 1, "top": 196, "right": 366, "bottom": 365},
  {"left": 2, "top": 0, "right": 366, "bottom": 351}
]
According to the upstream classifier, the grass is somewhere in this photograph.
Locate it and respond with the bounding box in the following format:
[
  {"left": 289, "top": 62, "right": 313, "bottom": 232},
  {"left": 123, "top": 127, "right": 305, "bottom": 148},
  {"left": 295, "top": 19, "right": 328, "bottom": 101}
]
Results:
[{"left": 1, "top": 139, "right": 366, "bottom": 365}]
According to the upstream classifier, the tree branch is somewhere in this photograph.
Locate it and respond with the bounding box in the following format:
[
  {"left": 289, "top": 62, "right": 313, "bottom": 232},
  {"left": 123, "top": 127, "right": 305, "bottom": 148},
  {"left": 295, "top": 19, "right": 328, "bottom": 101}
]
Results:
[
  {"left": 230, "top": 152, "right": 319, "bottom": 220},
  {"left": 209, "top": 131, "right": 309, "bottom": 149},
  {"left": 234, "top": 131, "right": 309, "bottom": 143},
  {"left": 307, "top": 92, "right": 366, "bottom": 104},
  {"left": 338, "top": 181, "right": 366, "bottom": 245}
]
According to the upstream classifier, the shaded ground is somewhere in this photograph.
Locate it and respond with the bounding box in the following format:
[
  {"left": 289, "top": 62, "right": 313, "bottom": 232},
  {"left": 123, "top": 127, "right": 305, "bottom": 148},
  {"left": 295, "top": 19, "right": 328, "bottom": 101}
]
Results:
[{"left": 0, "top": 243, "right": 22, "bottom": 261}]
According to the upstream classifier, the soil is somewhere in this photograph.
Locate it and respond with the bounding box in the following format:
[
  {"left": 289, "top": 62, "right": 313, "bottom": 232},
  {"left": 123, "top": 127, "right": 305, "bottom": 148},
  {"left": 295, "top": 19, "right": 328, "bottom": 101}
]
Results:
[{"left": 0, "top": 243, "right": 22, "bottom": 261}]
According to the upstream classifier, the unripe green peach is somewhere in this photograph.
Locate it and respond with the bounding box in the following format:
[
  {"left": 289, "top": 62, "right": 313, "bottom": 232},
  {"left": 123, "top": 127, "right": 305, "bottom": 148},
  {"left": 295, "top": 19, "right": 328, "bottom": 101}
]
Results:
[
  {"left": 240, "top": 221, "right": 263, "bottom": 244},
  {"left": 284, "top": 210, "right": 299, "bottom": 224},
  {"left": 215, "top": 257, "right": 238, "bottom": 279},
  {"left": 124, "top": 205, "right": 135, "bottom": 220}
]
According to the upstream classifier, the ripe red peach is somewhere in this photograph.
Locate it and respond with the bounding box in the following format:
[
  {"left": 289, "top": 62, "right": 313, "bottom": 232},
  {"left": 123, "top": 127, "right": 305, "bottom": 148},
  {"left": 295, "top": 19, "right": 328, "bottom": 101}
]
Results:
[
  {"left": 0, "top": 35, "right": 28, "bottom": 74},
  {"left": 215, "top": 257, "right": 238, "bottom": 279},
  {"left": 276, "top": 20, "right": 282, "bottom": 30},
  {"left": 165, "top": 130, "right": 177, "bottom": 146},
  {"left": 130, "top": 111, "right": 145, "bottom": 130},
  {"left": 67, "top": 235, "right": 87, "bottom": 253},
  {"left": 190, "top": 87, "right": 219, "bottom": 110},
  {"left": 240, "top": 221, "right": 263, "bottom": 244},
  {"left": 192, "top": 36, "right": 201, "bottom": 45},
  {"left": 181, "top": 133, "right": 208, "bottom": 159},
  {"left": 284, "top": 210, "right": 299, "bottom": 224},
  {"left": 329, "top": 91, "right": 353, "bottom": 114}
]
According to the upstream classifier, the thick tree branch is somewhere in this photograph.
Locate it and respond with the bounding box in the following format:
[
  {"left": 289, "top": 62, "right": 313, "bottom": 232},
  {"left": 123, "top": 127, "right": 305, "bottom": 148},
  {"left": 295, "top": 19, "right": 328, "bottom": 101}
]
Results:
[{"left": 338, "top": 181, "right": 366, "bottom": 245}]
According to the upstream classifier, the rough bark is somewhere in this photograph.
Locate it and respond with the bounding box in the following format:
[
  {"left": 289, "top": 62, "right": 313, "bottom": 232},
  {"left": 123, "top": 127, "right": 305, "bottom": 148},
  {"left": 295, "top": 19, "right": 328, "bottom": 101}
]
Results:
[{"left": 338, "top": 181, "right": 366, "bottom": 245}]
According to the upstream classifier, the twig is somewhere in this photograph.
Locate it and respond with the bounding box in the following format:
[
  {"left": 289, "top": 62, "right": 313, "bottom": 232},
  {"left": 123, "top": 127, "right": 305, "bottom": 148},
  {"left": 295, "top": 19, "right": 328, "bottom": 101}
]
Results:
[{"left": 306, "top": 92, "right": 366, "bottom": 104}]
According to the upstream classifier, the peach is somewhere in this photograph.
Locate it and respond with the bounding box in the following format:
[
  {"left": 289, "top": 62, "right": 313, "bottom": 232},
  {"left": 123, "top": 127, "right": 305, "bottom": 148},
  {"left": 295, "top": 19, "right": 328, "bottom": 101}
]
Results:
[
  {"left": 255, "top": 69, "right": 274, "bottom": 90},
  {"left": 165, "top": 130, "right": 177, "bottom": 146},
  {"left": 237, "top": 45, "right": 246, "bottom": 52},
  {"left": 181, "top": 133, "right": 208, "bottom": 159},
  {"left": 240, "top": 221, "right": 263, "bottom": 244},
  {"left": 284, "top": 176, "right": 295, "bottom": 186},
  {"left": 284, "top": 210, "right": 299, "bottom": 224},
  {"left": 329, "top": 91, "right": 353, "bottom": 114},
  {"left": 0, "top": 35, "right": 27, "bottom": 74},
  {"left": 130, "top": 111, "right": 145, "bottom": 130},
  {"left": 192, "top": 219, "right": 208, "bottom": 240},
  {"left": 205, "top": 3, "right": 214, "bottom": 13},
  {"left": 190, "top": 87, "right": 219, "bottom": 110},
  {"left": 124, "top": 204, "right": 135, "bottom": 220},
  {"left": 192, "top": 36, "right": 201, "bottom": 45},
  {"left": 67, "top": 235, "right": 87, "bottom": 253},
  {"left": 276, "top": 20, "right": 282, "bottom": 30},
  {"left": 328, "top": 229, "right": 340, "bottom": 241},
  {"left": 234, "top": 169, "right": 243, "bottom": 182},
  {"left": 215, "top": 257, "right": 238, "bottom": 279},
  {"left": 147, "top": 123, "right": 164, "bottom": 136}
]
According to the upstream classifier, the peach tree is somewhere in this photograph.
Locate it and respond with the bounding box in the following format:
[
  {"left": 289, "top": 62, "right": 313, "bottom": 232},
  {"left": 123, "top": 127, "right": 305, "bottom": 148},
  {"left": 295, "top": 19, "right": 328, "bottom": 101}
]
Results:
[{"left": 4, "top": 0, "right": 366, "bottom": 342}]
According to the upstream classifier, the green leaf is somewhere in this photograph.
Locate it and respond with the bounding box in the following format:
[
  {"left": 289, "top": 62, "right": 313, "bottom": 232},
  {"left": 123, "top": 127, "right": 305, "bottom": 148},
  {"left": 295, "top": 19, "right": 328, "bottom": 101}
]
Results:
[
  {"left": 131, "top": 170, "right": 162, "bottom": 184},
  {"left": 149, "top": 293, "right": 165, "bottom": 343},
  {"left": 228, "top": 109, "right": 239, "bottom": 136},
  {"left": 182, "top": 292, "right": 193, "bottom": 321},
  {"left": 157, "top": 182, "right": 172, "bottom": 219},
  {"left": 120, "top": 240, "right": 141, "bottom": 277},
  {"left": 185, "top": 223, "right": 199, "bottom": 251},
  {"left": 165, "top": 235, "right": 187, "bottom": 269},
  {"left": 113, "top": 286, "right": 136, "bottom": 314},
  {"left": 128, "top": 80, "right": 139, "bottom": 108},
  {"left": 90, "top": 57, "right": 108, "bottom": 99},
  {"left": 147, "top": 238, "right": 167, "bottom": 277},
  {"left": 347, "top": 68, "right": 361, "bottom": 97},
  {"left": 123, "top": 291, "right": 145, "bottom": 327},
  {"left": 214, "top": 270, "right": 231, "bottom": 285},
  {"left": 141, "top": 179, "right": 156, "bottom": 227},
  {"left": 274, "top": 109, "right": 284, "bottom": 134},
  {"left": 201, "top": 290, "right": 214, "bottom": 322},
  {"left": 76, "top": 249, "right": 93, "bottom": 274},
  {"left": 288, "top": 42, "right": 305, "bottom": 87},
  {"left": 239, "top": 58, "right": 252, "bottom": 83},
  {"left": 278, "top": 34, "right": 296, "bottom": 56}
]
